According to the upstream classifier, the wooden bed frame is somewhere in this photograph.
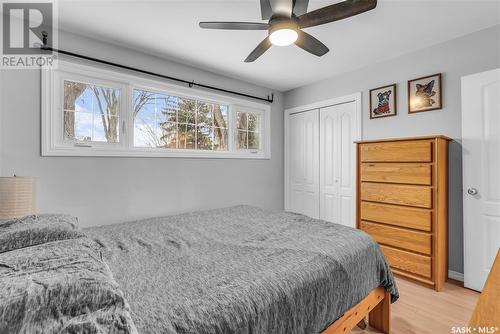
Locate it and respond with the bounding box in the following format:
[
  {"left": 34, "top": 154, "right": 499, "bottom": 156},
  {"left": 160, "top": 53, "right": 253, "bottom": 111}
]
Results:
[{"left": 320, "top": 287, "right": 391, "bottom": 334}]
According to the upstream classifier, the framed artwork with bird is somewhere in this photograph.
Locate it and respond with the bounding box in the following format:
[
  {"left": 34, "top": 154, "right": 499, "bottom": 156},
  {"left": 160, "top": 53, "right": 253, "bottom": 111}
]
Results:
[{"left": 408, "top": 73, "right": 443, "bottom": 113}]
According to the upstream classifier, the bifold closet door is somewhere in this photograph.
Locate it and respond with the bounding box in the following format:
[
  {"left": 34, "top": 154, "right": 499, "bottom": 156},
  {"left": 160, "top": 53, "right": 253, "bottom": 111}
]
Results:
[
  {"left": 287, "top": 109, "right": 320, "bottom": 218},
  {"left": 319, "top": 103, "right": 357, "bottom": 227}
]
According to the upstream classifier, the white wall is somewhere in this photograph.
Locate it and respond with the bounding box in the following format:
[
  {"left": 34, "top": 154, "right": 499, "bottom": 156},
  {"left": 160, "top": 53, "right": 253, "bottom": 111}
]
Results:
[
  {"left": 0, "top": 30, "right": 284, "bottom": 227},
  {"left": 284, "top": 25, "right": 500, "bottom": 274}
]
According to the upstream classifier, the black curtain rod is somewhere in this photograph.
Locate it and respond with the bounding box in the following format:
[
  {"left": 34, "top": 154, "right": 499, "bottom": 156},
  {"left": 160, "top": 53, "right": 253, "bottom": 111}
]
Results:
[{"left": 40, "top": 44, "right": 274, "bottom": 104}]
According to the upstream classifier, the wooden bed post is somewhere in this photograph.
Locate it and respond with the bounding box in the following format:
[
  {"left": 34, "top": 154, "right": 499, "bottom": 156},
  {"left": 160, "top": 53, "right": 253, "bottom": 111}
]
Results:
[
  {"left": 369, "top": 289, "right": 391, "bottom": 333},
  {"left": 321, "top": 287, "right": 391, "bottom": 334}
]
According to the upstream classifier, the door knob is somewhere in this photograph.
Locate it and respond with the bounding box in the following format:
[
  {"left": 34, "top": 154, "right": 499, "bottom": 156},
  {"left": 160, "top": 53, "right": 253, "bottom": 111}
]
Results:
[{"left": 467, "top": 188, "right": 478, "bottom": 195}]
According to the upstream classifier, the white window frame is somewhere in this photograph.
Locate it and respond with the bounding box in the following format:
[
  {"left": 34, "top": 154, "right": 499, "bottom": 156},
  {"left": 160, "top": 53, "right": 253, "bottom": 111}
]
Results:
[
  {"left": 42, "top": 61, "right": 271, "bottom": 159},
  {"left": 56, "top": 72, "right": 129, "bottom": 149}
]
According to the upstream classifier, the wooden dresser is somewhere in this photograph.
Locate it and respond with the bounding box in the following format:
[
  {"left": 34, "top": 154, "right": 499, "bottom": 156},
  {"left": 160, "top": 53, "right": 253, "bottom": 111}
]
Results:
[{"left": 356, "top": 136, "right": 450, "bottom": 291}]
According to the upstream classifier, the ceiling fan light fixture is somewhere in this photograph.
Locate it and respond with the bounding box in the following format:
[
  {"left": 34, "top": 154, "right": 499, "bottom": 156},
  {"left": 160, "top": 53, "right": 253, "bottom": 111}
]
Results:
[
  {"left": 199, "top": 0, "right": 378, "bottom": 62},
  {"left": 269, "top": 28, "right": 298, "bottom": 46},
  {"left": 268, "top": 20, "right": 299, "bottom": 46}
]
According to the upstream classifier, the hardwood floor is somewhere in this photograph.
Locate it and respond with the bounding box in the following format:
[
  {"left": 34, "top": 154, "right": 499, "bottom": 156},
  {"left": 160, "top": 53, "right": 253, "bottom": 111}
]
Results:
[{"left": 352, "top": 278, "right": 479, "bottom": 334}]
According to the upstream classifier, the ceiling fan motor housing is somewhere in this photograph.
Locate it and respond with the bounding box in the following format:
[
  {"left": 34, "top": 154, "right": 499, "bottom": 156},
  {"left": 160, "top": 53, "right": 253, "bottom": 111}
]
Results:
[{"left": 268, "top": 18, "right": 299, "bottom": 35}]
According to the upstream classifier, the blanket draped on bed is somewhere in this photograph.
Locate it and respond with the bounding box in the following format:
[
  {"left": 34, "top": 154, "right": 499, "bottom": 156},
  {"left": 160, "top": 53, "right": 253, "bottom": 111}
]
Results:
[
  {"left": 0, "top": 214, "right": 137, "bottom": 334},
  {"left": 84, "top": 205, "right": 398, "bottom": 334}
]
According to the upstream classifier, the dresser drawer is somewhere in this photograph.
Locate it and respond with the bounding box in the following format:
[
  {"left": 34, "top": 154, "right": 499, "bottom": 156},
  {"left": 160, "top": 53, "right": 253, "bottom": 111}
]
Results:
[
  {"left": 361, "top": 182, "right": 432, "bottom": 208},
  {"left": 360, "top": 202, "right": 432, "bottom": 231},
  {"left": 360, "top": 221, "right": 432, "bottom": 255},
  {"left": 360, "top": 163, "right": 432, "bottom": 185},
  {"left": 381, "top": 245, "right": 432, "bottom": 278},
  {"left": 360, "top": 140, "right": 433, "bottom": 162}
]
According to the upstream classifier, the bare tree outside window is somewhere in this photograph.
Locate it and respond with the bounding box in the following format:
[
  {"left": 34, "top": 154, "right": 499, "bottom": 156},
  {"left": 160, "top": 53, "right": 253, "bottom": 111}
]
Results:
[
  {"left": 63, "top": 81, "right": 86, "bottom": 140},
  {"left": 91, "top": 86, "right": 119, "bottom": 143},
  {"left": 64, "top": 80, "right": 157, "bottom": 144},
  {"left": 63, "top": 80, "right": 122, "bottom": 143},
  {"left": 237, "top": 112, "right": 260, "bottom": 150}
]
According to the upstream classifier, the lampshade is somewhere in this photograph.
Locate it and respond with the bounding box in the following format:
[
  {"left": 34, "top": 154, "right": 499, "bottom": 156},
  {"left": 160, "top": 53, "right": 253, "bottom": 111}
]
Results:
[{"left": 0, "top": 176, "right": 36, "bottom": 219}]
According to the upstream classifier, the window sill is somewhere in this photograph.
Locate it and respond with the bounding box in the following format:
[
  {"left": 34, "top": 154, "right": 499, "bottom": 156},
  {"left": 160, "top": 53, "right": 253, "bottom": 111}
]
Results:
[{"left": 41, "top": 145, "right": 271, "bottom": 159}]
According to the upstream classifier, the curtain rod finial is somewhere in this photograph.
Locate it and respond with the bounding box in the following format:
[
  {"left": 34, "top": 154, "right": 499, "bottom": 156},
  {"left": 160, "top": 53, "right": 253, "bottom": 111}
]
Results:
[
  {"left": 268, "top": 93, "right": 274, "bottom": 103},
  {"left": 42, "top": 31, "right": 48, "bottom": 47}
]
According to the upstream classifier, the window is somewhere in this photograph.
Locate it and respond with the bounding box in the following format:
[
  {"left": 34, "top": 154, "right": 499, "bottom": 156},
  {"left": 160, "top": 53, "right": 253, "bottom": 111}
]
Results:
[
  {"left": 237, "top": 111, "right": 260, "bottom": 150},
  {"left": 42, "top": 61, "right": 270, "bottom": 158},
  {"left": 63, "top": 80, "right": 121, "bottom": 144},
  {"left": 133, "top": 89, "right": 229, "bottom": 151}
]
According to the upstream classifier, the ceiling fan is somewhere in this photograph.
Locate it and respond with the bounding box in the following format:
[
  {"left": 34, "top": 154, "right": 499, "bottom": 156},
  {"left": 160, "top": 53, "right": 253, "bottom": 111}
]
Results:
[{"left": 199, "top": 0, "right": 377, "bottom": 62}]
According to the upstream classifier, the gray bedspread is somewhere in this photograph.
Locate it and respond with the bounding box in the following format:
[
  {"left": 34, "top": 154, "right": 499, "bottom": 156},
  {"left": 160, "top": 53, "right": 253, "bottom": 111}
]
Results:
[
  {"left": 84, "top": 205, "right": 398, "bottom": 334},
  {"left": 0, "top": 215, "right": 138, "bottom": 334},
  {"left": 0, "top": 214, "right": 84, "bottom": 254}
]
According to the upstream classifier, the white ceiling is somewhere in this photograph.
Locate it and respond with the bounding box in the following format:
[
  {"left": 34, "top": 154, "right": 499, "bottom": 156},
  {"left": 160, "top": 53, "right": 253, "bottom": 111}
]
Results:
[{"left": 57, "top": 0, "right": 500, "bottom": 91}]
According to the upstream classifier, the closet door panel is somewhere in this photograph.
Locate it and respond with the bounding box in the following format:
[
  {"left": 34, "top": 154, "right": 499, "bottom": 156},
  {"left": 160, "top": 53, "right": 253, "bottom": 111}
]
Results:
[
  {"left": 319, "top": 111, "right": 338, "bottom": 223},
  {"left": 288, "top": 109, "right": 319, "bottom": 218},
  {"left": 320, "top": 102, "right": 357, "bottom": 227},
  {"left": 339, "top": 110, "right": 355, "bottom": 227}
]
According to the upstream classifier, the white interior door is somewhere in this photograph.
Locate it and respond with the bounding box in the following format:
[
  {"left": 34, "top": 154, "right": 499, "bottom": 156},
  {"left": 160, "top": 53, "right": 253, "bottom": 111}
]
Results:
[
  {"left": 319, "top": 102, "right": 357, "bottom": 227},
  {"left": 462, "top": 68, "right": 500, "bottom": 291},
  {"left": 286, "top": 109, "right": 320, "bottom": 218}
]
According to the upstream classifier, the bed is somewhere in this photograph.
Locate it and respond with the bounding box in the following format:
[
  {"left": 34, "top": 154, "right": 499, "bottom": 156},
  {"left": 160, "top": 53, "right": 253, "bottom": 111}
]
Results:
[{"left": 0, "top": 206, "right": 398, "bottom": 334}]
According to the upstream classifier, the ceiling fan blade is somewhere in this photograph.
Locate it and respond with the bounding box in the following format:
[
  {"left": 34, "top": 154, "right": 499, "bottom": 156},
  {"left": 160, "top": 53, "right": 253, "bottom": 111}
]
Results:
[
  {"left": 199, "top": 22, "right": 269, "bottom": 30},
  {"left": 245, "top": 37, "right": 273, "bottom": 62},
  {"left": 297, "top": 0, "right": 377, "bottom": 28},
  {"left": 260, "top": 0, "right": 273, "bottom": 20},
  {"left": 292, "top": 0, "right": 309, "bottom": 16},
  {"left": 294, "top": 30, "right": 330, "bottom": 56},
  {"left": 269, "top": 0, "right": 293, "bottom": 17}
]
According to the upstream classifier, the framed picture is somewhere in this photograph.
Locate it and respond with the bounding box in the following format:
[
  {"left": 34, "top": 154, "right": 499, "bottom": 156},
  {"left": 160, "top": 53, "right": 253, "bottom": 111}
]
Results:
[
  {"left": 408, "top": 73, "right": 442, "bottom": 113},
  {"left": 369, "top": 83, "right": 397, "bottom": 119}
]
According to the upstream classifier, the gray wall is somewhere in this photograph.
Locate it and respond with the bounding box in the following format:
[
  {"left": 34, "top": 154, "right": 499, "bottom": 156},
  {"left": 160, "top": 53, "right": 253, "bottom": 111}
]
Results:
[
  {"left": 284, "top": 25, "right": 500, "bottom": 274},
  {"left": 0, "top": 30, "right": 284, "bottom": 227},
  {"left": 2, "top": 25, "right": 499, "bottom": 275}
]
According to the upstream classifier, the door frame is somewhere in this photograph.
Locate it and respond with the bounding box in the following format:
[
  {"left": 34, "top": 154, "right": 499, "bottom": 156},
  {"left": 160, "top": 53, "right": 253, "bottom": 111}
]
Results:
[{"left": 284, "top": 92, "right": 363, "bottom": 215}]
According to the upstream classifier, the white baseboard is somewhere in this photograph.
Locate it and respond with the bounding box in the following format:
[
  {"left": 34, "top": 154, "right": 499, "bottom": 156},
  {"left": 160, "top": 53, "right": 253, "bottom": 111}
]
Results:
[{"left": 448, "top": 270, "right": 464, "bottom": 282}]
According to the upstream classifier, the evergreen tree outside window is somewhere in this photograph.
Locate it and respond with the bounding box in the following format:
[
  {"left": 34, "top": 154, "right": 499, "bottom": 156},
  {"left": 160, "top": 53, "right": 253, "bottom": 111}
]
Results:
[{"left": 134, "top": 89, "right": 229, "bottom": 151}]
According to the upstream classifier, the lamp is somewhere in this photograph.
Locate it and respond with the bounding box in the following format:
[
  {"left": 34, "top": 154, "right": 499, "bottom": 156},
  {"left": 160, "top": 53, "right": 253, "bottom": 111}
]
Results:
[{"left": 0, "top": 176, "right": 36, "bottom": 219}]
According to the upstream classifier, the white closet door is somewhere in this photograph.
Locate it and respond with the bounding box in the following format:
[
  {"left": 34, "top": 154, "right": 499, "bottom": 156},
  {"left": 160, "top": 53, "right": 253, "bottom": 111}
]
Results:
[
  {"left": 287, "top": 109, "right": 320, "bottom": 218},
  {"left": 462, "top": 68, "right": 500, "bottom": 291},
  {"left": 319, "top": 102, "right": 357, "bottom": 227}
]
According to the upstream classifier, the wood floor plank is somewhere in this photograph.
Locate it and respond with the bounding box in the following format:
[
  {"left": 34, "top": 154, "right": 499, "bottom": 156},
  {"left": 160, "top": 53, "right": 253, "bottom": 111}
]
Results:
[
  {"left": 351, "top": 278, "right": 479, "bottom": 333},
  {"left": 469, "top": 250, "right": 500, "bottom": 327}
]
